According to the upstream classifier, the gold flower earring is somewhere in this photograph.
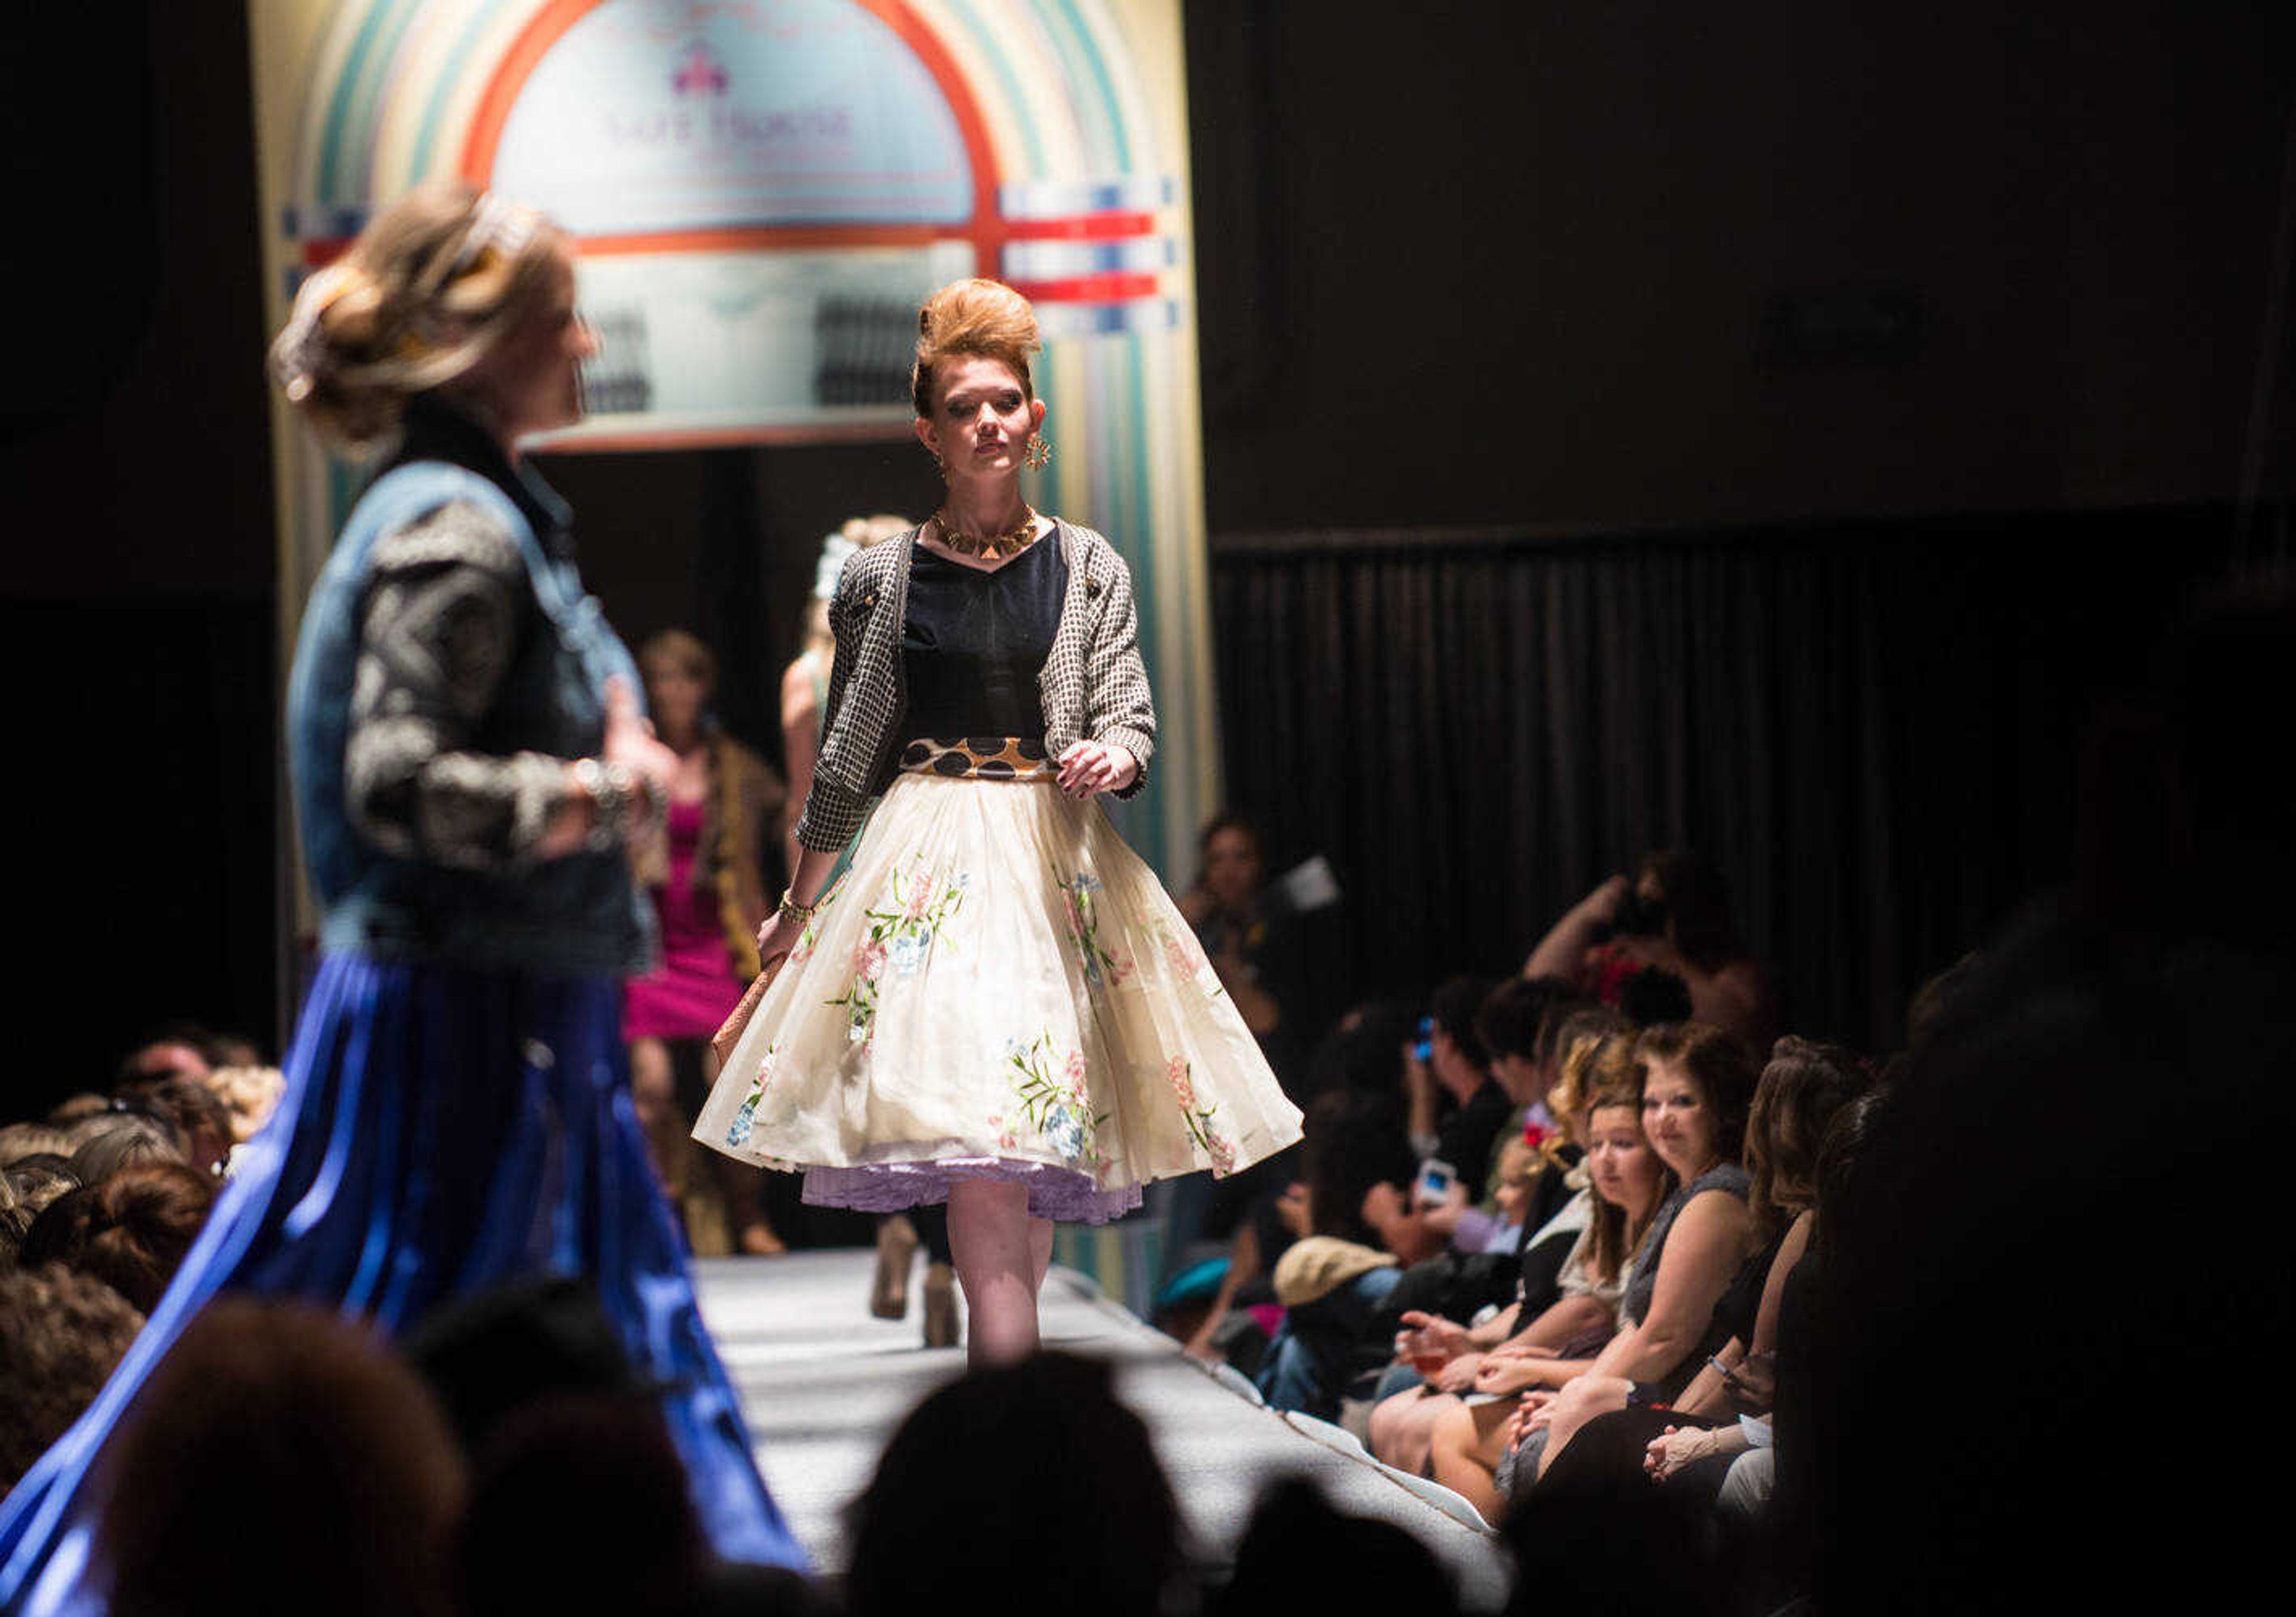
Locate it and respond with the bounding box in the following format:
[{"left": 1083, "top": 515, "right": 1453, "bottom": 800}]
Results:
[{"left": 1024, "top": 434, "right": 1052, "bottom": 472}]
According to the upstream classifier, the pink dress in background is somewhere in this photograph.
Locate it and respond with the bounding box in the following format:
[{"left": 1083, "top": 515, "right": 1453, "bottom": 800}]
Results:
[{"left": 625, "top": 798, "right": 748, "bottom": 1041}]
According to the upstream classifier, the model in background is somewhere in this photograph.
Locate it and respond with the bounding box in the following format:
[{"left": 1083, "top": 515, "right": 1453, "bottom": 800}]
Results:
[
  {"left": 696, "top": 277, "right": 1303, "bottom": 1366},
  {"left": 780, "top": 518, "right": 959, "bottom": 1344},
  {"left": 0, "top": 182, "right": 801, "bottom": 1613},
  {"left": 627, "top": 629, "right": 788, "bottom": 1256}
]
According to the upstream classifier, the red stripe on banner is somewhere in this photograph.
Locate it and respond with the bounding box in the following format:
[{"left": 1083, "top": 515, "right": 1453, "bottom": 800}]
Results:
[
  {"left": 1006, "top": 271, "right": 1160, "bottom": 304},
  {"left": 301, "top": 239, "right": 355, "bottom": 266},
  {"left": 1003, "top": 211, "right": 1158, "bottom": 242}
]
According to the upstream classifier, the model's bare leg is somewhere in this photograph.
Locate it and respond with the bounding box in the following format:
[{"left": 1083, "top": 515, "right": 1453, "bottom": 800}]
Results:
[
  {"left": 947, "top": 1178, "right": 1038, "bottom": 1366},
  {"left": 1029, "top": 1215, "right": 1054, "bottom": 1295}
]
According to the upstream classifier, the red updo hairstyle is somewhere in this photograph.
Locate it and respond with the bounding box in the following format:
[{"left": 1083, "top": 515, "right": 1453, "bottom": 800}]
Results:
[{"left": 910, "top": 278, "right": 1042, "bottom": 417}]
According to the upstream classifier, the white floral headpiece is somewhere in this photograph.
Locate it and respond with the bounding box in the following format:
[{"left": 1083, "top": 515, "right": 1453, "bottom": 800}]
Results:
[
  {"left": 449, "top": 191, "right": 541, "bottom": 276},
  {"left": 813, "top": 533, "right": 857, "bottom": 600},
  {"left": 273, "top": 262, "right": 353, "bottom": 402}
]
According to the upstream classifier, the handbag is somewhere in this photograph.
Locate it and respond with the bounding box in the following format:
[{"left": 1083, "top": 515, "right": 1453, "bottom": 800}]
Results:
[{"left": 709, "top": 955, "right": 785, "bottom": 1070}]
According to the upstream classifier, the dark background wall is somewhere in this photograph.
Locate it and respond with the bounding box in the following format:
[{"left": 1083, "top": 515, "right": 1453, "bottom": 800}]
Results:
[
  {"left": 1186, "top": 0, "right": 2296, "bottom": 529},
  {"left": 1, "top": 2, "right": 2289, "bottom": 1111}
]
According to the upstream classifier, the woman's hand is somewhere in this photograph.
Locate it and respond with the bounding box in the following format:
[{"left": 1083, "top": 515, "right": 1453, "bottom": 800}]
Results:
[
  {"left": 752, "top": 908, "right": 804, "bottom": 968},
  {"left": 1056, "top": 740, "right": 1137, "bottom": 798},
  {"left": 1724, "top": 1350, "right": 1776, "bottom": 1411},
  {"left": 1644, "top": 1424, "right": 1722, "bottom": 1482},
  {"left": 1433, "top": 1353, "right": 1486, "bottom": 1393},
  {"left": 1394, "top": 1310, "right": 1475, "bottom": 1365},
  {"left": 1474, "top": 1354, "right": 1553, "bottom": 1397},
  {"left": 1500, "top": 1390, "right": 1555, "bottom": 1453}
]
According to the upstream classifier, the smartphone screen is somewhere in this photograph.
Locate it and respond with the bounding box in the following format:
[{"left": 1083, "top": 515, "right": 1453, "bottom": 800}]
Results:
[
  {"left": 1412, "top": 1014, "right": 1434, "bottom": 1062},
  {"left": 1418, "top": 1158, "right": 1455, "bottom": 1203}
]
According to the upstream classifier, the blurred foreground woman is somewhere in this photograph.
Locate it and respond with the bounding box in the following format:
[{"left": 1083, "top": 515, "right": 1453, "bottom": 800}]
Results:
[{"left": 0, "top": 182, "right": 801, "bottom": 1612}]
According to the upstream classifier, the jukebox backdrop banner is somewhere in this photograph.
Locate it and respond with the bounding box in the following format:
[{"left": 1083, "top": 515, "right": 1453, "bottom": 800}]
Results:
[{"left": 248, "top": 0, "right": 1218, "bottom": 881}]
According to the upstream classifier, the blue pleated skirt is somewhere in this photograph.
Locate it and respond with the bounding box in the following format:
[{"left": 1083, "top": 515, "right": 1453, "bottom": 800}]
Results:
[{"left": 0, "top": 954, "right": 804, "bottom": 1612}]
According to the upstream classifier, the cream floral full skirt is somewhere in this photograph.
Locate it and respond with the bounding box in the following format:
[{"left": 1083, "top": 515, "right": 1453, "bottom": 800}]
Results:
[{"left": 691, "top": 768, "right": 1304, "bottom": 1223}]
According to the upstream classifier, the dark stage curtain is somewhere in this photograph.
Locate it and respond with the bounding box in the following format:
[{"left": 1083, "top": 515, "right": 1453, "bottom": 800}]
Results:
[{"left": 1210, "top": 508, "right": 2246, "bottom": 1049}]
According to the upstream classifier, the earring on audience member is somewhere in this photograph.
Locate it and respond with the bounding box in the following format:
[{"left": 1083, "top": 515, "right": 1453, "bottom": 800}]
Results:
[
  {"left": 1024, "top": 434, "right": 1052, "bottom": 472},
  {"left": 927, "top": 444, "right": 946, "bottom": 475}
]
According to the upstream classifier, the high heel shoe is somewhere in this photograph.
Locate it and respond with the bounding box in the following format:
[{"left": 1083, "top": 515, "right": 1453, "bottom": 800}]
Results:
[
  {"left": 870, "top": 1214, "right": 918, "bottom": 1319},
  {"left": 921, "top": 1261, "right": 960, "bottom": 1349}
]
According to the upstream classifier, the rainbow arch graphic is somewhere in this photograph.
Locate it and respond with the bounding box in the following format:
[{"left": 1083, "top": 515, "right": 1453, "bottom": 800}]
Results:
[{"left": 252, "top": 0, "right": 1219, "bottom": 879}]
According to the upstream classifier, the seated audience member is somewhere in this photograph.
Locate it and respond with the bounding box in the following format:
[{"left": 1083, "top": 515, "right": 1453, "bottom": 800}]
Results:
[
  {"left": 1, "top": 1266, "right": 145, "bottom": 1494},
  {"left": 1406, "top": 977, "right": 1509, "bottom": 1234},
  {"left": 845, "top": 1351, "right": 1181, "bottom": 1617},
  {"left": 93, "top": 1298, "right": 466, "bottom": 1617},
  {"left": 402, "top": 1274, "right": 667, "bottom": 1456},
  {"left": 1526, "top": 852, "right": 1776, "bottom": 1047},
  {"left": 1371, "top": 1058, "right": 1665, "bottom": 1478},
  {"left": 0, "top": 1122, "right": 74, "bottom": 1165},
  {"left": 67, "top": 1114, "right": 184, "bottom": 1187},
  {"left": 1473, "top": 976, "right": 1574, "bottom": 1156},
  {"left": 3, "top": 1155, "right": 81, "bottom": 1220},
  {"left": 1758, "top": 1085, "right": 1884, "bottom": 1604},
  {"left": 0, "top": 1179, "right": 29, "bottom": 1265},
  {"left": 1428, "top": 1023, "right": 1760, "bottom": 1521},
  {"left": 1359, "top": 1021, "right": 1632, "bottom": 1423},
  {"left": 1397, "top": 1015, "right": 1631, "bottom": 1356},
  {"left": 1213, "top": 1475, "right": 1458, "bottom": 1617},
  {"left": 1450, "top": 1133, "right": 1541, "bottom": 1254},
  {"left": 26, "top": 1162, "right": 218, "bottom": 1313},
  {"left": 202, "top": 1063, "right": 289, "bottom": 1145},
  {"left": 116, "top": 1032, "right": 215, "bottom": 1088},
  {"left": 1177, "top": 811, "right": 1309, "bottom": 1085},
  {"left": 1159, "top": 814, "right": 1318, "bottom": 1326},
  {"left": 1255, "top": 1089, "right": 1436, "bottom": 1417},
  {"left": 1531, "top": 1037, "right": 1870, "bottom": 1496},
  {"left": 1499, "top": 1461, "right": 1727, "bottom": 1617},
  {"left": 459, "top": 1393, "right": 706, "bottom": 1617},
  {"left": 116, "top": 1076, "right": 235, "bottom": 1179}
]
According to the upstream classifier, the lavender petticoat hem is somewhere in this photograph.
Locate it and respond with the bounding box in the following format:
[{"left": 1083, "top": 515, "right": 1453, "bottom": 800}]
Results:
[{"left": 802, "top": 1157, "right": 1144, "bottom": 1225}]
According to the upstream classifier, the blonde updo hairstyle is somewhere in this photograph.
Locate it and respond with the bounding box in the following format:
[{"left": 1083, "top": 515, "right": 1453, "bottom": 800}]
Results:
[
  {"left": 272, "top": 180, "right": 565, "bottom": 450},
  {"left": 910, "top": 277, "right": 1041, "bottom": 418},
  {"left": 804, "top": 514, "right": 910, "bottom": 648}
]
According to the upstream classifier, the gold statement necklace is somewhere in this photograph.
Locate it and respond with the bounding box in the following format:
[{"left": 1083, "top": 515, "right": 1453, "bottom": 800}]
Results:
[{"left": 932, "top": 504, "right": 1040, "bottom": 561}]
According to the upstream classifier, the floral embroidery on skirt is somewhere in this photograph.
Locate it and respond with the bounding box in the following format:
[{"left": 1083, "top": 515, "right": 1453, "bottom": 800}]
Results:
[{"left": 692, "top": 765, "right": 1304, "bottom": 1224}]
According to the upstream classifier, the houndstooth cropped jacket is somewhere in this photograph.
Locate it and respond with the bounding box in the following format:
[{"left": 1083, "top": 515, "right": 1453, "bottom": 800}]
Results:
[{"left": 791, "top": 518, "right": 1158, "bottom": 853}]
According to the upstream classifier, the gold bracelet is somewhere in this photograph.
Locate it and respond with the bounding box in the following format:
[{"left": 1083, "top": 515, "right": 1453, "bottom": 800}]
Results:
[{"left": 777, "top": 889, "right": 819, "bottom": 925}]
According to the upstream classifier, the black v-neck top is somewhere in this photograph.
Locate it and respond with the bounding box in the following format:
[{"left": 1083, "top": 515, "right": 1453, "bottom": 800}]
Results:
[{"left": 899, "top": 532, "right": 1069, "bottom": 741}]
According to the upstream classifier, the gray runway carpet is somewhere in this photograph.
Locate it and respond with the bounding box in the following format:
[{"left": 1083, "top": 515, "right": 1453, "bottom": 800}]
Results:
[{"left": 693, "top": 1250, "right": 1508, "bottom": 1606}]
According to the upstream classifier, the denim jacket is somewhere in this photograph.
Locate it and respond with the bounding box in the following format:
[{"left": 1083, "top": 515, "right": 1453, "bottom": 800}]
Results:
[{"left": 286, "top": 431, "right": 652, "bottom": 977}]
